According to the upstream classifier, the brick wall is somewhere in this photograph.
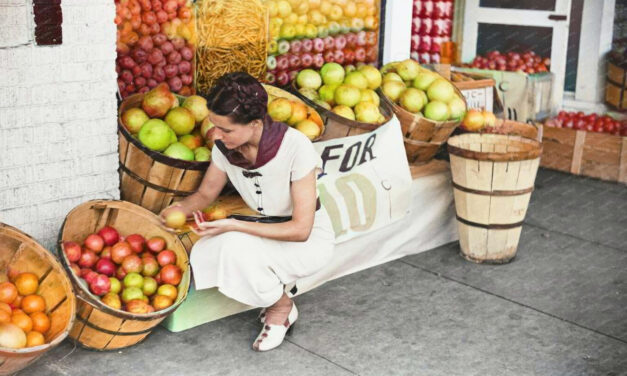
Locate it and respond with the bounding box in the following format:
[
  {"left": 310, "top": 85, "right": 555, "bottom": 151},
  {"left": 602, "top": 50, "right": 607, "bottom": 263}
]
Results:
[{"left": 0, "top": 0, "right": 119, "bottom": 249}]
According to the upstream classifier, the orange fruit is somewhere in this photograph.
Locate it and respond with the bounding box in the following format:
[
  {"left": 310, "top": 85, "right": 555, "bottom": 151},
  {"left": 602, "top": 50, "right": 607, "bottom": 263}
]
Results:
[
  {"left": 11, "top": 313, "right": 32, "bottom": 333},
  {"left": 30, "top": 312, "right": 50, "bottom": 334},
  {"left": 0, "top": 302, "right": 11, "bottom": 313},
  {"left": 26, "top": 331, "right": 45, "bottom": 347},
  {"left": 15, "top": 273, "right": 39, "bottom": 296},
  {"left": 0, "top": 282, "right": 17, "bottom": 304},
  {"left": 11, "top": 308, "right": 24, "bottom": 316},
  {"left": 0, "top": 310, "right": 10, "bottom": 323},
  {"left": 21, "top": 295, "right": 45, "bottom": 314},
  {"left": 11, "top": 295, "right": 23, "bottom": 309}
]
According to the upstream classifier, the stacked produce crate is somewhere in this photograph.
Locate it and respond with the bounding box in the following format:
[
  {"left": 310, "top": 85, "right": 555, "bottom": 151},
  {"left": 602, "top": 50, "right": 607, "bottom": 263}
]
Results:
[
  {"left": 410, "top": 0, "right": 454, "bottom": 64},
  {"left": 264, "top": 0, "right": 382, "bottom": 87}
]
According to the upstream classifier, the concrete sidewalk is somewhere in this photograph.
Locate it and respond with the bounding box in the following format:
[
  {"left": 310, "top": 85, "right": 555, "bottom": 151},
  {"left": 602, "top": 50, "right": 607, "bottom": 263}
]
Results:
[{"left": 26, "top": 169, "right": 627, "bottom": 376}]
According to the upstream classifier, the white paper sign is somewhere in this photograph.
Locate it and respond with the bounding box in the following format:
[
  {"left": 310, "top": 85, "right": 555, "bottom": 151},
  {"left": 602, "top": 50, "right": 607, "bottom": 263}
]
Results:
[{"left": 313, "top": 117, "right": 412, "bottom": 243}]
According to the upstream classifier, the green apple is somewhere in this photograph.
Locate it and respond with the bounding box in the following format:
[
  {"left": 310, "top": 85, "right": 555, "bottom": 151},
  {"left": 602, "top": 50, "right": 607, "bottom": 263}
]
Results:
[
  {"left": 142, "top": 277, "right": 158, "bottom": 296},
  {"left": 399, "top": 88, "right": 426, "bottom": 113},
  {"left": 413, "top": 72, "right": 439, "bottom": 91},
  {"left": 319, "top": 84, "right": 339, "bottom": 104},
  {"left": 121, "top": 286, "right": 144, "bottom": 303},
  {"left": 382, "top": 72, "right": 403, "bottom": 83},
  {"left": 334, "top": 84, "right": 361, "bottom": 107},
  {"left": 138, "top": 119, "right": 172, "bottom": 151},
  {"left": 296, "top": 69, "right": 323, "bottom": 90},
  {"left": 314, "top": 99, "right": 331, "bottom": 110},
  {"left": 121, "top": 108, "right": 149, "bottom": 134},
  {"left": 179, "top": 134, "right": 202, "bottom": 150},
  {"left": 182, "top": 95, "right": 210, "bottom": 123},
  {"left": 343, "top": 71, "right": 368, "bottom": 90},
  {"left": 381, "top": 81, "right": 407, "bottom": 102},
  {"left": 424, "top": 100, "right": 451, "bottom": 121},
  {"left": 164, "top": 142, "right": 194, "bottom": 161},
  {"left": 165, "top": 107, "right": 195, "bottom": 136},
  {"left": 123, "top": 272, "right": 144, "bottom": 289},
  {"left": 360, "top": 89, "right": 380, "bottom": 107},
  {"left": 354, "top": 102, "right": 381, "bottom": 123},
  {"left": 109, "top": 277, "right": 122, "bottom": 294},
  {"left": 448, "top": 97, "right": 466, "bottom": 119},
  {"left": 194, "top": 146, "right": 211, "bottom": 162},
  {"left": 320, "top": 63, "right": 345, "bottom": 85},
  {"left": 332, "top": 105, "right": 356, "bottom": 120},
  {"left": 396, "top": 59, "right": 421, "bottom": 81},
  {"left": 427, "top": 79, "right": 456, "bottom": 102},
  {"left": 358, "top": 65, "right": 383, "bottom": 90}
]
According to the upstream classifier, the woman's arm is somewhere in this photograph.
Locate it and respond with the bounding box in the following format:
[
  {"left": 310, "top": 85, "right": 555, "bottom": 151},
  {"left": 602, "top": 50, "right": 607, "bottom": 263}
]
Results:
[
  {"left": 193, "top": 169, "right": 317, "bottom": 242},
  {"left": 161, "top": 163, "right": 228, "bottom": 219}
]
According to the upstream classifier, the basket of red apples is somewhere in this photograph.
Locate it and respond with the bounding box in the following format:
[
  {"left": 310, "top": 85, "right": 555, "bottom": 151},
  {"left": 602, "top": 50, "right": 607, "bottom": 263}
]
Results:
[{"left": 59, "top": 200, "right": 190, "bottom": 350}]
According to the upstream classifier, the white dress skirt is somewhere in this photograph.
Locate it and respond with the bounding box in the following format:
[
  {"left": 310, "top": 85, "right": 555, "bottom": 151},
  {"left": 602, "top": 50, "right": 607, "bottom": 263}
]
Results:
[{"left": 190, "top": 127, "right": 335, "bottom": 308}]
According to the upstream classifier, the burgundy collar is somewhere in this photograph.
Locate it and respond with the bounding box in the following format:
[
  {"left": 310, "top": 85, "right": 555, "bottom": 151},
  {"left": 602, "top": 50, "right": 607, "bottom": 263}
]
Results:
[{"left": 215, "top": 115, "right": 288, "bottom": 170}]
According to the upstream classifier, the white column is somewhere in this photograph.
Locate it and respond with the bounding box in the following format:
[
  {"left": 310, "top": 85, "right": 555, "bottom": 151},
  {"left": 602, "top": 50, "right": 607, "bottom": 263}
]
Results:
[
  {"left": 574, "top": 0, "right": 615, "bottom": 103},
  {"left": 382, "top": 0, "right": 413, "bottom": 64}
]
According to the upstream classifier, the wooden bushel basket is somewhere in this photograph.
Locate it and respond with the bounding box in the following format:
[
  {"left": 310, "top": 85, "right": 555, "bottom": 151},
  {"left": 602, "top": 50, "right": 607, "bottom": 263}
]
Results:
[
  {"left": 290, "top": 81, "right": 395, "bottom": 141},
  {"left": 447, "top": 134, "right": 542, "bottom": 264},
  {"left": 263, "top": 84, "right": 326, "bottom": 141},
  {"left": 118, "top": 94, "right": 210, "bottom": 214},
  {"left": 0, "top": 223, "right": 76, "bottom": 375},
  {"left": 58, "top": 200, "right": 190, "bottom": 351},
  {"left": 403, "top": 138, "right": 442, "bottom": 164}
]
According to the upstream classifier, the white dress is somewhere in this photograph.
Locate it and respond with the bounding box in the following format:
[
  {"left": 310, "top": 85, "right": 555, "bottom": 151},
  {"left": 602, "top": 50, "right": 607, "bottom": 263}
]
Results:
[{"left": 190, "top": 127, "right": 335, "bottom": 307}]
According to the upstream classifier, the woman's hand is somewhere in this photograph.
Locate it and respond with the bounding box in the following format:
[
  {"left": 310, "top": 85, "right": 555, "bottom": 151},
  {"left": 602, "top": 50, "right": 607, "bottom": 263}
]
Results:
[{"left": 191, "top": 211, "right": 238, "bottom": 237}]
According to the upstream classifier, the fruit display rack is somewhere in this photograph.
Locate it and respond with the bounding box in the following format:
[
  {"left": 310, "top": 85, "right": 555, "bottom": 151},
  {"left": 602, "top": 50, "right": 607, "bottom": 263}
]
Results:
[{"left": 264, "top": 0, "right": 383, "bottom": 87}]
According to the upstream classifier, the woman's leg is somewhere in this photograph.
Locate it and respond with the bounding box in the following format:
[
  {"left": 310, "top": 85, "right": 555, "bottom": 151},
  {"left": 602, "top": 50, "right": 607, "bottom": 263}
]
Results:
[{"left": 263, "top": 292, "right": 293, "bottom": 325}]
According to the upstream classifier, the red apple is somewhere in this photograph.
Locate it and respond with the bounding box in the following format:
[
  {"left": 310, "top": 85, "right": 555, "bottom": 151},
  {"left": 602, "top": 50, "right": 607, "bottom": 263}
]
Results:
[
  {"left": 290, "top": 40, "right": 302, "bottom": 53},
  {"left": 160, "top": 264, "right": 182, "bottom": 285},
  {"left": 276, "top": 71, "right": 289, "bottom": 86},
  {"left": 70, "top": 263, "right": 81, "bottom": 276},
  {"left": 63, "top": 241, "right": 82, "bottom": 262},
  {"left": 313, "top": 53, "right": 324, "bottom": 68},
  {"left": 95, "top": 258, "right": 116, "bottom": 277},
  {"left": 116, "top": 265, "right": 128, "bottom": 280},
  {"left": 334, "top": 49, "right": 345, "bottom": 65},
  {"left": 111, "top": 241, "right": 133, "bottom": 264},
  {"left": 142, "top": 257, "right": 160, "bottom": 277},
  {"left": 83, "top": 270, "right": 99, "bottom": 285},
  {"left": 301, "top": 38, "right": 313, "bottom": 52},
  {"left": 157, "top": 250, "right": 177, "bottom": 266},
  {"left": 146, "top": 237, "right": 166, "bottom": 253},
  {"left": 301, "top": 52, "right": 313, "bottom": 68},
  {"left": 312, "top": 38, "right": 325, "bottom": 53},
  {"left": 89, "top": 274, "right": 111, "bottom": 296},
  {"left": 97, "top": 226, "right": 119, "bottom": 246},
  {"left": 84, "top": 234, "right": 104, "bottom": 253},
  {"left": 78, "top": 249, "right": 99, "bottom": 268},
  {"left": 323, "top": 36, "right": 334, "bottom": 51},
  {"left": 126, "top": 234, "right": 146, "bottom": 253},
  {"left": 101, "top": 246, "right": 112, "bottom": 259},
  {"left": 334, "top": 35, "right": 347, "bottom": 50},
  {"left": 276, "top": 55, "right": 289, "bottom": 71},
  {"left": 354, "top": 47, "right": 366, "bottom": 62},
  {"left": 288, "top": 54, "right": 301, "bottom": 69},
  {"left": 324, "top": 50, "right": 335, "bottom": 63},
  {"left": 122, "top": 255, "right": 143, "bottom": 273}
]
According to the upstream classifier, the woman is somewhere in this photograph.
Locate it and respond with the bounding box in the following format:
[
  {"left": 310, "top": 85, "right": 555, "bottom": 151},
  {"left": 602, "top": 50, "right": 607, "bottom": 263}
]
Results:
[{"left": 160, "top": 72, "right": 334, "bottom": 352}]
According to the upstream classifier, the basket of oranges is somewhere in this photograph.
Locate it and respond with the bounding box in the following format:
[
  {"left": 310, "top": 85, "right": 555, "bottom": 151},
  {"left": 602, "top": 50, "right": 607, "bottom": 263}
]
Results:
[{"left": 0, "top": 223, "right": 76, "bottom": 375}]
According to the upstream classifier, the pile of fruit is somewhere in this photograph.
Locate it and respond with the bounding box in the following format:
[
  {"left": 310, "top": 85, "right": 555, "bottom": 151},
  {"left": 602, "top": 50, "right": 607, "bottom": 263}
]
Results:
[
  {"left": 266, "top": 32, "right": 378, "bottom": 86},
  {"left": 267, "top": 0, "right": 379, "bottom": 41},
  {"left": 115, "top": 0, "right": 196, "bottom": 98},
  {"left": 265, "top": 0, "right": 380, "bottom": 86},
  {"left": 459, "top": 109, "right": 497, "bottom": 132},
  {"left": 464, "top": 51, "right": 550, "bottom": 74},
  {"left": 0, "top": 272, "right": 52, "bottom": 348},
  {"left": 120, "top": 84, "right": 213, "bottom": 162},
  {"left": 267, "top": 96, "right": 324, "bottom": 140},
  {"left": 545, "top": 111, "right": 627, "bottom": 136},
  {"left": 379, "top": 59, "right": 466, "bottom": 121},
  {"left": 294, "top": 62, "right": 386, "bottom": 124},
  {"left": 410, "top": 0, "right": 454, "bottom": 64},
  {"left": 62, "top": 226, "right": 183, "bottom": 314}
]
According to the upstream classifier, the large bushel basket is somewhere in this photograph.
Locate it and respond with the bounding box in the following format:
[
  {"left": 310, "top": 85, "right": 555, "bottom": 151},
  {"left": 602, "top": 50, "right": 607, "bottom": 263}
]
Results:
[
  {"left": 378, "top": 66, "right": 465, "bottom": 164},
  {"left": 447, "top": 134, "right": 542, "bottom": 263},
  {"left": 58, "top": 200, "right": 190, "bottom": 351},
  {"left": 0, "top": 223, "right": 76, "bottom": 375},
  {"left": 118, "top": 94, "right": 210, "bottom": 214},
  {"left": 291, "top": 81, "right": 395, "bottom": 141}
]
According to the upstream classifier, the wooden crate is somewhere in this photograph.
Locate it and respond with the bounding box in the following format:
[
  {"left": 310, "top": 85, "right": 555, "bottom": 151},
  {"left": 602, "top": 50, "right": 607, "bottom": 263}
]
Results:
[
  {"left": 541, "top": 126, "right": 627, "bottom": 184},
  {"left": 605, "top": 61, "right": 626, "bottom": 110},
  {"left": 453, "top": 67, "right": 555, "bottom": 122},
  {"left": 58, "top": 200, "right": 190, "bottom": 351},
  {"left": 450, "top": 71, "right": 504, "bottom": 115},
  {"left": 0, "top": 223, "right": 76, "bottom": 375}
]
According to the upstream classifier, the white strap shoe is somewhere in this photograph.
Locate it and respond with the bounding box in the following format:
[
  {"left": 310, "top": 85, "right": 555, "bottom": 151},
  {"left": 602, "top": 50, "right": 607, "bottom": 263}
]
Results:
[{"left": 252, "top": 303, "right": 298, "bottom": 352}]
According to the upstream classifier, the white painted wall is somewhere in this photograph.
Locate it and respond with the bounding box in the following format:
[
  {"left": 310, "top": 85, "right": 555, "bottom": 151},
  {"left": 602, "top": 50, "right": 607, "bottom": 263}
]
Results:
[{"left": 0, "top": 0, "right": 119, "bottom": 249}]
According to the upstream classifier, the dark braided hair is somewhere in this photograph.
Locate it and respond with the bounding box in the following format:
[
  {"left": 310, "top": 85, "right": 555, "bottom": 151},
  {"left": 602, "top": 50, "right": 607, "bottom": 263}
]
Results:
[{"left": 203, "top": 72, "right": 268, "bottom": 125}]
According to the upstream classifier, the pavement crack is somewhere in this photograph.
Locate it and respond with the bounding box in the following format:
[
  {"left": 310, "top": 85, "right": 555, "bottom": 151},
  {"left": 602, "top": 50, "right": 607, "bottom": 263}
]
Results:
[
  {"left": 524, "top": 221, "right": 627, "bottom": 253},
  {"left": 399, "top": 260, "right": 627, "bottom": 346}
]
